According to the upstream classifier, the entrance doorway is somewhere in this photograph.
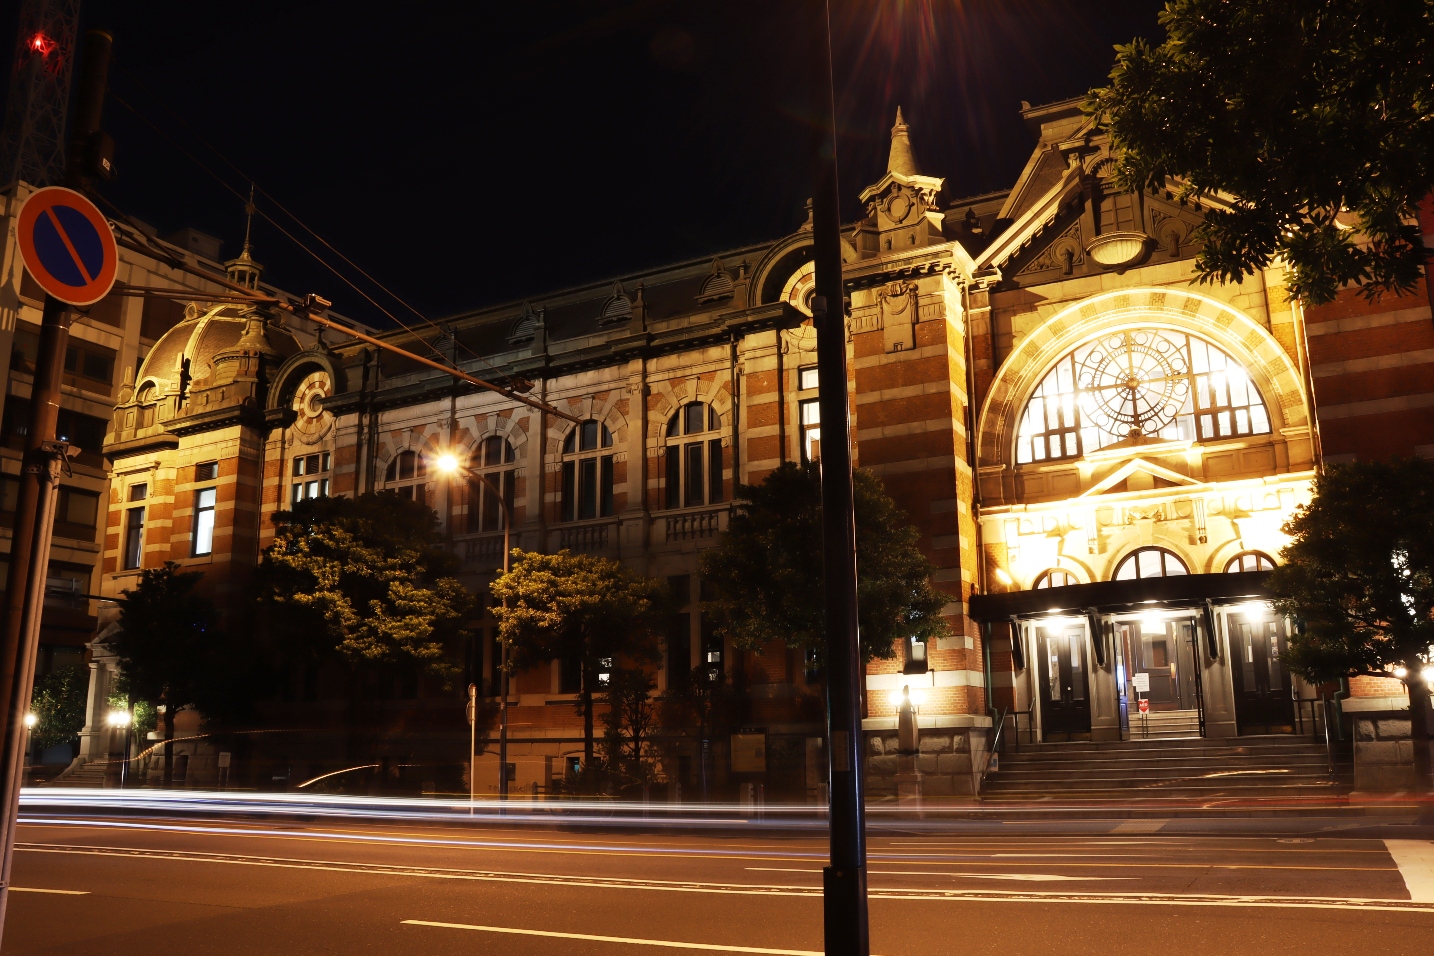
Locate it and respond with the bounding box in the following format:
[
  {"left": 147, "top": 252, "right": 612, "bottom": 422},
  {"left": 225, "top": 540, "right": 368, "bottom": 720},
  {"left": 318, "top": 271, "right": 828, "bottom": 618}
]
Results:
[
  {"left": 1228, "top": 608, "right": 1294, "bottom": 734},
  {"left": 1117, "top": 614, "right": 1203, "bottom": 739},
  {"left": 1035, "top": 621, "right": 1091, "bottom": 740}
]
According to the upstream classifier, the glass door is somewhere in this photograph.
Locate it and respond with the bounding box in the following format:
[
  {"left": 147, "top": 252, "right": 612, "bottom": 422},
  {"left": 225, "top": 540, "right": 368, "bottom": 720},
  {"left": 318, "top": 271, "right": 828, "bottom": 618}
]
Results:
[
  {"left": 1228, "top": 608, "right": 1294, "bottom": 734},
  {"left": 1121, "top": 616, "right": 1199, "bottom": 711},
  {"left": 1035, "top": 622, "right": 1092, "bottom": 739}
]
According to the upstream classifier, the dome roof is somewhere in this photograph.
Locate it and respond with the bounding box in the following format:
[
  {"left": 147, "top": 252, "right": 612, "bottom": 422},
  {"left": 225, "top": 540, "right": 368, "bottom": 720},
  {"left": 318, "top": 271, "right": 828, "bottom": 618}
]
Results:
[{"left": 138, "top": 303, "right": 301, "bottom": 393}]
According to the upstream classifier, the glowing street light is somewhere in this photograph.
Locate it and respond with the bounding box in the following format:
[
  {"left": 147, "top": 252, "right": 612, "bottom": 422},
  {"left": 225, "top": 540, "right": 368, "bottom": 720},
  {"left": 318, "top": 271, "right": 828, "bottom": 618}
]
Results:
[
  {"left": 106, "top": 710, "right": 132, "bottom": 728},
  {"left": 22, "top": 714, "right": 35, "bottom": 729}
]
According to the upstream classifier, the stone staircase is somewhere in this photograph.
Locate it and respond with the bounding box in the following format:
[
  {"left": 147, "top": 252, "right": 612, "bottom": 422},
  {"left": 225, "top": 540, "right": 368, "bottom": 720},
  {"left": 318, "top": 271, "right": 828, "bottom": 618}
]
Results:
[
  {"left": 1127, "top": 709, "right": 1203, "bottom": 739},
  {"left": 982, "top": 735, "right": 1351, "bottom": 804},
  {"left": 41, "top": 756, "right": 109, "bottom": 788}
]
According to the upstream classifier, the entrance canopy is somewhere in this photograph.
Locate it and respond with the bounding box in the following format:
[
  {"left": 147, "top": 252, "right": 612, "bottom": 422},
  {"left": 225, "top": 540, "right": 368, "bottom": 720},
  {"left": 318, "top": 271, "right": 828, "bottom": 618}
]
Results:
[{"left": 969, "top": 570, "right": 1272, "bottom": 621}]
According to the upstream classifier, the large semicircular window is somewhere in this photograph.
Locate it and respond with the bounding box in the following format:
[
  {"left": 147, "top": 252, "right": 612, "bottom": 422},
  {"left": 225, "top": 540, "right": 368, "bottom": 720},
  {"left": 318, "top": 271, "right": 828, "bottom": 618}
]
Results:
[{"left": 1015, "top": 329, "right": 1272, "bottom": 464}]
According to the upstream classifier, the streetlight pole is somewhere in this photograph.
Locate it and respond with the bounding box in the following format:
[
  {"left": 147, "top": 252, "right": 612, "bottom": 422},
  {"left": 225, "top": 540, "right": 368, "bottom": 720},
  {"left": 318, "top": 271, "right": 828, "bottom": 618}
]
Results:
[
  {"left": 438, "top": 456, "right": 512, "bottom": 804},
  {"left": 809, "top": 3, "right": 870, "bottom": 954}
]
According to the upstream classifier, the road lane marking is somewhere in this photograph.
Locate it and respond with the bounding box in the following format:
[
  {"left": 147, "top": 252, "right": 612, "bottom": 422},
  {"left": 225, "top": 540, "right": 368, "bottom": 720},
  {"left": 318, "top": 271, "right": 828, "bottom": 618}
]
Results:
[
  {"left": 1386, "top": 840, "right": 1434, "bottom": 903},
  {"left": 8, "top": 887, "right": 88, "bottom": 895},
  {"left": 15, "top": 820, "right": 1392, "bottom": 873},
  {"left": 402, "top": 921, "right": 831, "bottom": 955},
  {"left": 15, "top": 843, "right": 1434, "bottom": 913},
  {"left": 747, "top": 868, "right": 1130, "bottom": 882}
]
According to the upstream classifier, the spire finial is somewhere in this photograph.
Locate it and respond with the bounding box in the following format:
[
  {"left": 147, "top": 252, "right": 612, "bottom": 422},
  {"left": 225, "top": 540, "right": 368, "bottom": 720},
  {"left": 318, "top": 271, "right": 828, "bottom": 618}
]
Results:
[
  {"left": 888, "top": 106, "right": 917, "bottom": 177},
  {"left": 242, "top": 183, "right": 256, "bottom": 254}
]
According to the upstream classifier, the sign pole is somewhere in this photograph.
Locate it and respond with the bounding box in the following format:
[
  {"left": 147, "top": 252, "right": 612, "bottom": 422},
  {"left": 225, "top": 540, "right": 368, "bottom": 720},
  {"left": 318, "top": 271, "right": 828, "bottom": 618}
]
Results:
[
  {"left": 0, "top": 30, "right": 114, "bottom": 950},
  {"left": 809, "top": 3, "right": 870, "bottom": 954}
]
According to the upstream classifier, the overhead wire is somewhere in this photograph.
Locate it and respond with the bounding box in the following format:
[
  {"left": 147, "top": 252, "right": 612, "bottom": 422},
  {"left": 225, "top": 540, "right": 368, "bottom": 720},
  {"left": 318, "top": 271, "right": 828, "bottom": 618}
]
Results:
[{"left": 107, "top": 66, "right": 518, "bottom": 384}]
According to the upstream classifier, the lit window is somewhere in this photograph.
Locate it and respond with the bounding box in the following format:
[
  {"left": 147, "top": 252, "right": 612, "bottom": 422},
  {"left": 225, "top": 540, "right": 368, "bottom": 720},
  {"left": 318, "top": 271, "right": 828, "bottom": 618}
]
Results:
[
  {"left": 291, "top": 452, "right": 332, "bottom": 504},
  {"left": 192, "top": 487, "right": 216, "bottom": 557},
  {"left": 384, "top": 450, "right": 427, "bottom": 502},
  {"left": 469, "top": 436, "right": 516, "bottom": 533},
  {"left": 798, "top": 366, "right": 820, "bottom": 391},
  {"left": 1034, "top": 569, "right": 1077, "bottom": 589},
  {"left": 664, "top": 403, "right": 723, "bottom": 509},
  {"left": 562, "top": 420, "right": 614, "bottom": 521},
  {"left": 799, "top": 399, "right": 821, "bottom": 464},
  {"left": 1015, "top": 330, "right": 1271, "bottom": 464},
  {"left": 123, "top": 485, "right": 145, "bottom": 571},
  {"left": 1113, "top": 547, "right": 1188, "bottom": 580},
  {"left": 1225, "top": 551, "right": 1275, "bottom": 572}
]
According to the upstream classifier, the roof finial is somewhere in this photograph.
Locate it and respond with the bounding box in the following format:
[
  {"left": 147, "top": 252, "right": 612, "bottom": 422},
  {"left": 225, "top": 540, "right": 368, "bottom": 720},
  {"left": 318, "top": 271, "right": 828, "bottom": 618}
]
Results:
[
  {"left": 888, "top": 106, "right": 917, "bottom": 177},
  {"left": 242, "top": 183, "right": 256, "bottom": 254}
]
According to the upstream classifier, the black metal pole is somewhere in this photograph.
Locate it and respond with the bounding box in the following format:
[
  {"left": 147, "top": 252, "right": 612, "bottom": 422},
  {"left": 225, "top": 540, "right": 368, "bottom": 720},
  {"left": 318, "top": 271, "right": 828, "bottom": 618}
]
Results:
[{"left": 809, "top": 4, "right": 870, "bottom": 954}]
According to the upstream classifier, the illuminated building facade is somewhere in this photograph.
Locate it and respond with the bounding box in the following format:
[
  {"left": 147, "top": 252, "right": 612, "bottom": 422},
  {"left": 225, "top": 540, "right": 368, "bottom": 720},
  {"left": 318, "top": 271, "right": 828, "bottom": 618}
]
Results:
[{"left": 57, "top": 98, "right": 1434, "bottom": 794}]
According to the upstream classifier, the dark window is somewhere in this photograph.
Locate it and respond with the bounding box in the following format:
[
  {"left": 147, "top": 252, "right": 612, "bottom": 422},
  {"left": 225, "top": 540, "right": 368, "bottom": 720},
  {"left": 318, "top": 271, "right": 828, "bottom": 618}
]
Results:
[
  {"left": 9, "top": 324, "right": 39, "bottom": 375},
  {"left": 291, "top": 452, "right": 331, "bottom": 504},
  {"left": 1, "top": 397, "right": 30, "bottom": 451},
  {"left": 123, "top": 506, "right": 145, "bottom": 570},
  {"left": 196, "top": 461, "right": 218, "bottom": 482},
  {"left": 664, "top": 403, "right": 723, "bottom": 508},
  {"left": 559, "top": 655, "right": 582, "bottom": 694},
  {"left": 560, "top": 420, "right": 613, "bottom": 522},
  {"left": 54, "top": 487, "right": 101, "bottom": 539},
  {"left": 129, "top": 483, "right": 147, "bottom": 502},
  {"left": 384, "top": 450, "right": 427, "bottom": 502},
  {"left": 86, "top": 294, "right": 123, "bottom": 328},
  {"left": 141, "top": 296, "right": 187, "bottom": 340},
  {"left": 667, "top": 612, "right": 692, "bottom": 689},
  {"left": 55, "top": 408, "right": 108, "bottom": 466},
  {"left": 63, "top": 341, "right": 116, "bottom": 394}
]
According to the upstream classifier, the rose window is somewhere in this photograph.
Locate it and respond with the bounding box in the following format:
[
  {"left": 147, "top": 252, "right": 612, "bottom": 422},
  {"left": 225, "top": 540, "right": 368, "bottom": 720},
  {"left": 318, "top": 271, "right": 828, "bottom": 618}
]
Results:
[{"left": 1015, "top": 330, "right": 1271, "bottom": 464}]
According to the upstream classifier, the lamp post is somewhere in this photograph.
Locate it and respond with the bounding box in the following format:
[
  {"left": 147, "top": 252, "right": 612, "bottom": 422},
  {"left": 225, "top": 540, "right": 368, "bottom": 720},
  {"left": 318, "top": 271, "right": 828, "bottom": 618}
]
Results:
[{"left": 436, "top": 454, "right": 513, "bottom": 803}]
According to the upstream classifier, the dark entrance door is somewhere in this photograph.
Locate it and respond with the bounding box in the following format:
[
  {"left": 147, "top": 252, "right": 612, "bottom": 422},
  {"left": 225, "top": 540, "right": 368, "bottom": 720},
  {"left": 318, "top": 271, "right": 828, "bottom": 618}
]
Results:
[
  {"left": 1036, "top": 623, "right": 1092, "bottom": 739},
  {"left": 1229, "top": 611, "right": 1295, "bottom": 734}
]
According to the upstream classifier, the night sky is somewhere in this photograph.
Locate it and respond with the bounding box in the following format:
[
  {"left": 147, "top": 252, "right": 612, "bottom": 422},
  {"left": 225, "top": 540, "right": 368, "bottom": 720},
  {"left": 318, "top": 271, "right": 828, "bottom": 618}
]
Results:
[{"left": 12, "top": 1, "right": 1164, "bottom": 327}]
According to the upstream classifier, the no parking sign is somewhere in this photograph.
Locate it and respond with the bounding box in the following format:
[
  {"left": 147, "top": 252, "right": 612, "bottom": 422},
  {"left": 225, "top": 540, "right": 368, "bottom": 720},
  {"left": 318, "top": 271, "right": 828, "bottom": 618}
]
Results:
[{"left": 16, "top": 186, "right": 118, "bottom": 307}]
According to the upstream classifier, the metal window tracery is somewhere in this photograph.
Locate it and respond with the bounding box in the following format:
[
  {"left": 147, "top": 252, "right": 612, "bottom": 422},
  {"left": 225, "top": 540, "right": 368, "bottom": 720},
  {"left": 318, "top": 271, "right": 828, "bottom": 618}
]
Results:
[{"left": 1015, "top": 330, "right": 1272, "bottom": 464}]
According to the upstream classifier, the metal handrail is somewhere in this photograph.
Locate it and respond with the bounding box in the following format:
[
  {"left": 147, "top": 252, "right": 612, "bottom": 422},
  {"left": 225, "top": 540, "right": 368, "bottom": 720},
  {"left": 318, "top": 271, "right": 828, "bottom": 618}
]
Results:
[
  {"left": 1321, "top": 695, "right": 1335, "bottom": 776},
  {"left": 981, "top": 707, "right": 1008, "bottom": 786},
  {"left": 1008, "top": 704, "right": 1036, "bottom": 751}
]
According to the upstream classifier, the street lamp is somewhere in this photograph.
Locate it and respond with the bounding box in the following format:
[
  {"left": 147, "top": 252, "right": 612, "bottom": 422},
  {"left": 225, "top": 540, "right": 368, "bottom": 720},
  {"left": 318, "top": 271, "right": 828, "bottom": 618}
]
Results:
[
  {"left": 436, "top": 452, "right": 513, "bottom": 803},
  {"left": 106, "top": 709, "right": 132, "bottom": 789}
]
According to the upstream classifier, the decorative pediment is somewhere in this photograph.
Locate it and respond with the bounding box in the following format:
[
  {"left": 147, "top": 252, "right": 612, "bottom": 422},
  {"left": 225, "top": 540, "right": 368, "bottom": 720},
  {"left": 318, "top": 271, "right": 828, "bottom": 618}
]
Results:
[
  {"left": 1081, "top": 457, "right": 1201, "bottom": 498},
  {"left": 509, "top": 302, "right": 540, "bottom": 345}
]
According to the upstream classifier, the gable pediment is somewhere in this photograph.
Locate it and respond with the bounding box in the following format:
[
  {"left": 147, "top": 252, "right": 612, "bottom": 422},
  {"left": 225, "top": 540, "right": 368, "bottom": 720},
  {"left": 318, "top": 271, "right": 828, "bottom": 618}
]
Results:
[{"left": 1081, "top": 456, "right": 1201, "bottom": 498}]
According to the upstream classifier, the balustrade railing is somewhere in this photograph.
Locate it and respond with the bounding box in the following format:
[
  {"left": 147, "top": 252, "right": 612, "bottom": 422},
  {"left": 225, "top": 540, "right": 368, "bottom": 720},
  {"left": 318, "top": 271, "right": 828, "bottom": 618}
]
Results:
[{"left": 662, "top": 508, "right": 726, "bottom": 543}]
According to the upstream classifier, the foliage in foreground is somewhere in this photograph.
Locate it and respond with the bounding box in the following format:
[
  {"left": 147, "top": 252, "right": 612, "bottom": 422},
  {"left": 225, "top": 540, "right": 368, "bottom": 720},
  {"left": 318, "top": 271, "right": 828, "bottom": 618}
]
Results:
[
  {"left": 700, "top": 462, "right": 949, "bottom": 665},
  {"left": 28, "top": 666, "right": 87, "bottom": 751},
  {"left": 1087, "top": 0, "right": 1434, "bottom": 305},
  {"left": 259, "top": 492, "right": 473, "bottom": 679},
  {"left": 1269, "top": 458, "right": 1434, "bottom": 790}
]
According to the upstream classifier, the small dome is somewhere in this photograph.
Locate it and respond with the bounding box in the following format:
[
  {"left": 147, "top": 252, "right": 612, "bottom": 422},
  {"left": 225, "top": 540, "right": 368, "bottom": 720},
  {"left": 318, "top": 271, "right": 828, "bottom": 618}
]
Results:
[{"left": 137, "top": 303, "right": 301, "bottom": 394}]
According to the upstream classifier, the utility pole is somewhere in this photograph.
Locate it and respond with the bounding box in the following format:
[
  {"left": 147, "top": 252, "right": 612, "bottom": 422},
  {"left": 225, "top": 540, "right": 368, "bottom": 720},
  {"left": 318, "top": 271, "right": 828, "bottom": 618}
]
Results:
[
  {"left": 809, "top": 3, "right": 870, "bottom": 954},
  {"left": 0, "top": 28, "right": 112, "bottom": 943}
]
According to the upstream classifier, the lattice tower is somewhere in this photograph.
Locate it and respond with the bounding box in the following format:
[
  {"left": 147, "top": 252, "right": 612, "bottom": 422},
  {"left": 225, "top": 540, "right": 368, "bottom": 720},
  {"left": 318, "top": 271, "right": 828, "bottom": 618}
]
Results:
[{"left": 0, "top": 0, "right": 80, "bottom": 189}]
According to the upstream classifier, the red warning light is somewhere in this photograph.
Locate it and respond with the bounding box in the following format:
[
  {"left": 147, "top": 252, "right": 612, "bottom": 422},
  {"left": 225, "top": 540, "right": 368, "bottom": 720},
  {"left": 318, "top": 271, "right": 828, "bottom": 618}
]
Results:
[{"left": 29, "top": 33, "right": 56, "bottom": 57}]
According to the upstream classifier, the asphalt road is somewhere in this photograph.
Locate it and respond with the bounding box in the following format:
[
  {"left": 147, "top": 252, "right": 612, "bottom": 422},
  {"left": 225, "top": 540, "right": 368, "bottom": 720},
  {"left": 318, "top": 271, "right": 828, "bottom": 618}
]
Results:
[{"left": 2, "top": 813, "right": 1433, "bottom": 955}]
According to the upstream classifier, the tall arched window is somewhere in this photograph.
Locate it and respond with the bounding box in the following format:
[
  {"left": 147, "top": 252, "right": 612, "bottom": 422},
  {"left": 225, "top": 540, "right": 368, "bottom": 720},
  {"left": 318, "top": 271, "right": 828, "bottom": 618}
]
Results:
[
  {"left": 665, "top": 402, "right": 723, "bottom": 509},
  {"left": 468, "top": 436, "right": 515, "bottom": 533},
  {"left": 561, "top": 419, "right": 613, "bottom": 522},
  {"left": 384, "top": 450, "right": 427, "bottom": 502},
  {"left": 1114, "top": 547, "right": 1188, "bottom": 580},
  {"left": 1015, "top": 330, "right": 1272, "bottom": 464},
  {"left": 1225, "top": 551, "right": 1275, "bottom": 572},
  {"left": 1034, "top": 569, "right": 1077, "bottom": 589}
]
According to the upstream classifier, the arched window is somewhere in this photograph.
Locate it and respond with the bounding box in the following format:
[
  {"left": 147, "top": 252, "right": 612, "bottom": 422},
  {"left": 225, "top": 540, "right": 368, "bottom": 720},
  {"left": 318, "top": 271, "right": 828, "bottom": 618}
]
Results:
[
  {"left": 561, "top": 419, "right": 613, "bottom": 522},
  {"left": 135, "top": 383, "right": 157, "bottom": 428},
  {"left": 469, "top": 436, "right": 515, "bottom": 533},
  {"left": 1015, "top": 330, "right": 1272, "bottom": 464},
  {"left": 665, "top": 402, "right": 723, "bottom": 509},
  {"left": 1114, "top": 547, "right": 1188, "bottom": 580},
  {"left": 1034, "top": 569, "right": 1077, "bottom": 589},
  {"left": 1225, "top": 551, "right": 1275, "bottom": 572},
  {"left": 384, "top": 450, "right": 427, "bottom": 502}
]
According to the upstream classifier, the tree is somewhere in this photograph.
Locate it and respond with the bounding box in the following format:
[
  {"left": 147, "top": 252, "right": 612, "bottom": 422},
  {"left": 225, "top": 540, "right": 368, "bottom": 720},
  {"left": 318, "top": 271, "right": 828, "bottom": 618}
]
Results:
[
  {"left": 1268, "top": 458, "right": 1434, "bottom": 794},
  {"left": 258, "top": 493, "right": 473, "bottom": 679},
  {"left": 600, "top": 666, "right": 659, "bottom": 792},
  {"left": 661, "top": 664, "right": 740, "bottom": 801},
  {"left": 490, "top": 550, "right": 666, "bottom": 788},
  {"left": 112, "top": 563, "right": 237, "bottom": 786},
  {"left": 1086, "top": 0, "right": 1434, "bottom": 305},
  {"left": 700, "top": 462, "right": 949, "bottom": 666},
  {"left": 28, "top": 666, "right": 87, "bottom": 753}
]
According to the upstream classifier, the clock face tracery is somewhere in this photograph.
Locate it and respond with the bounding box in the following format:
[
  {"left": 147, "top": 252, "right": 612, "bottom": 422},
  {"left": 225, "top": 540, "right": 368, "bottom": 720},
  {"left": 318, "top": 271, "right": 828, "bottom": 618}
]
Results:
[
  {"left": 1015, "top": 328, "right": 1272, "bottom": 465},
  {"left": 1075, "top": 331, "right": 1191, "bottom": 441}
]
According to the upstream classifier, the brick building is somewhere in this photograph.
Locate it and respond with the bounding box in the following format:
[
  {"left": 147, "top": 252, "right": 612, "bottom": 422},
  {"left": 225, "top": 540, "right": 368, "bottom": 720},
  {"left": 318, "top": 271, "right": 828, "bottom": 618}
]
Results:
[{"left": 52, "top": 98, "right": 1434, "bottom": 796}]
